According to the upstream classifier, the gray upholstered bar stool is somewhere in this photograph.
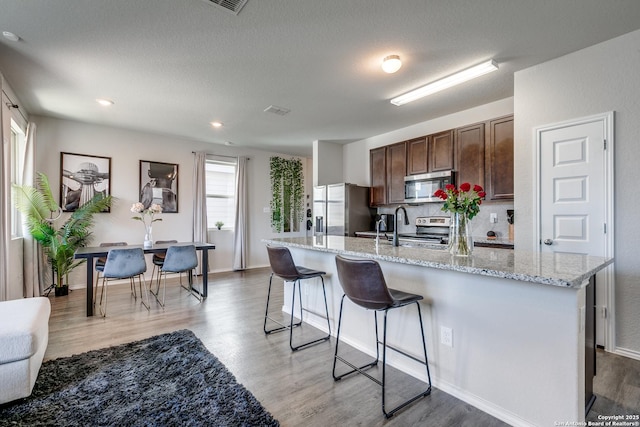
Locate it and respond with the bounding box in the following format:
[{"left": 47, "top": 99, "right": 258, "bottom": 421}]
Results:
[
  {"left": 264, "top": 245, "right": 331, "bottom": 351},
  {"left": 333, "top": 255, "right": 432, "bottom": 418}
]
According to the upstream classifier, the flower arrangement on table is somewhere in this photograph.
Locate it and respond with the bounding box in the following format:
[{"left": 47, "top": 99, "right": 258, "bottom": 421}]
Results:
[
  {"left": 131, "top": 202, "right": 163, "bottom": 247},
  {"left": 433, "top": 183, "right": 486, "bottom": 256}
]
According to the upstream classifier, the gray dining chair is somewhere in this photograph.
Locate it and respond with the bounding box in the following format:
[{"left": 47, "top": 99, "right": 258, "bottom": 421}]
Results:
[
  {"left": 94, "top": 242, "right": 128, "bottom": 306},
  {"left": 150, "top": 240, "right": 178, "bottom": 291},
  {"left": 98, "top": 247, "right": 149, "bottom": 317},
  {"left": 153, "top": 245, "right": 201, "bottom": 307}
]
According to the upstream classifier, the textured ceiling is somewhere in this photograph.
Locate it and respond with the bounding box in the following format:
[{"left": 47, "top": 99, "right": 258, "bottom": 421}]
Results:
[{"left": 1, "top": 1, "right": 640, "bottom": 156}]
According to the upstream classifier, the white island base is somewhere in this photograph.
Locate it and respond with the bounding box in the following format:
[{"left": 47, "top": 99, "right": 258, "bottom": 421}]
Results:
[{"left": 264, "top": 236, "right": 612, "bottom": 427}]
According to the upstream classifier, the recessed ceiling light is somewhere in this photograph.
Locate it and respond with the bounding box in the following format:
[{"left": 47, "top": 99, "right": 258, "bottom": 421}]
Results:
[
  {"left": 211, "top": 121, "right": 223, "bottom": 128},
  {"left": 390, "top": 59, "right": 499, "bottom": 106},
  {"left": 381, "top": 55, "right": 402, "bottom": 73},
  {"left": 2, "top": 31, "right": 20, "bottom": 42},
  {"left": 96, "top": 98, "right": 114, "bottom": 106}
]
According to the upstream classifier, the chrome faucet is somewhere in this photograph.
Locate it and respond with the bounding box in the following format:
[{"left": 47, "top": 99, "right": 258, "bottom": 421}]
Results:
[
  {"left": 392, "top": 205, "right": 410, "bottom": 247},
  {"left": 375, "top": 219, "right": 384, "bottom": 247}
]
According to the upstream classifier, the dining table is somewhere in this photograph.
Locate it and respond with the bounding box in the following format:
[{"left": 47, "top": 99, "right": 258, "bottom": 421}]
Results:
[{"left": 74, "top": 242, "right": 216, "bottom": 316}]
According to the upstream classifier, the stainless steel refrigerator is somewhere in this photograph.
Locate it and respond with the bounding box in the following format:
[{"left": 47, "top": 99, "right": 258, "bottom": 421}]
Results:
[{"left": 313, "top": 183, "right": 373, "bottom": 236}]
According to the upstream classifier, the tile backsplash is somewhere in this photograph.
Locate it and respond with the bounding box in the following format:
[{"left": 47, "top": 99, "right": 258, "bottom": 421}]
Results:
[{"left": 377, "top": 201, "right": 514, "bottom": 240}]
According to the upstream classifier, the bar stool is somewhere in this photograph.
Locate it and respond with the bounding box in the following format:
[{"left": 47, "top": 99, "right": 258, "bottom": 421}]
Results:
[
  {"left": 152, "top": 245, "right": 202, "bottom": 307},
  {"left": 264, "top": 245, "right": 331, "bottom": 351},
  {"left": 98, "top": 247, "right": 149, "bottom": 317},
  {"left": 333, "top": 255, "right": 432, "bottom": 418}
]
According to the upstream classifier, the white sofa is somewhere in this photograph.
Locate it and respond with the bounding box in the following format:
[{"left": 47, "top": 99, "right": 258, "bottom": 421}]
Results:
[{"left": 0, "top": 297, "right": 51, "bottom": 404}]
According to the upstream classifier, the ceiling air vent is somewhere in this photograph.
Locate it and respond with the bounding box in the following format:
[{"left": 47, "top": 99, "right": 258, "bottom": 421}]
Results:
[
  {"left": 264, "top": 105, "right": 291, "bottom": 116},
  {"left": 203, "top": 0, "right": 249, "bottom": 15}
]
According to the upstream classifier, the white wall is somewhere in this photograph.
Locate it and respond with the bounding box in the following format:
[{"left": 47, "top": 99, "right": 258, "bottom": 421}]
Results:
[
  {"left": 514, "top": 29, "right": 640, "bottom": 355},
  {"left": 313, "top": 140, "right": 344, "bottom": 186},
  {"left": 33, "top": 116, "right": 312, "bottom": 287}
]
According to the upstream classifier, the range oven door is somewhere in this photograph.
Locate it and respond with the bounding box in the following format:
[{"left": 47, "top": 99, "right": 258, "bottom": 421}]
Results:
[{"left": 404, "top": 170, "right": 454, "bottom": 204}]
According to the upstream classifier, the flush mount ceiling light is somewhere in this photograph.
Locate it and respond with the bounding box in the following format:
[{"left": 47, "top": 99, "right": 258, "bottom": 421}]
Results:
[
  {"left": 96, "top": 98, "right": 114, "bottom": 106},
  {"left": 381, "top": 55, "right": 402, "bottom": 74},
  {"left": 211, "top": 121, "right": 223, "bottom": 128},
  {"left": 2, "top": 31, "right": 19, "bottom": 42},
  {"left": 390, "top": 59, "right": 499, "bottom": 106}
]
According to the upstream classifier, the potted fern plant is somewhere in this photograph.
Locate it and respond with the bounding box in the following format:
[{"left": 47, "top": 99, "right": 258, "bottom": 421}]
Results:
[{"left": 13, "top": 172, "right": 112, "bottom": 295}]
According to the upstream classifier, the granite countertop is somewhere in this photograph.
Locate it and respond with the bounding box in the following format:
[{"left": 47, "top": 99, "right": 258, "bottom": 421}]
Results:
[{"left": 263, "top": 236, "right": 613, "bottom": 289}]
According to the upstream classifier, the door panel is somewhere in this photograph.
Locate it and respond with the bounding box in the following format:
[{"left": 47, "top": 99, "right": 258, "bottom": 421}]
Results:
[
  {"left": 540, "top": 120, "right": 604, "bottom": 256},
  {"left": 539, "top": 116, "right": 611, "bottom": 349}
]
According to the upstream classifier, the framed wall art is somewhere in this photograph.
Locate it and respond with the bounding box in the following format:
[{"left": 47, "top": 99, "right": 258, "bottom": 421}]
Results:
[
  {"left": 60, "top": 152, "right": 111, "bottom": 212},
  {"left": 139, "top": 160, "right": 179, "bottom": 213}
]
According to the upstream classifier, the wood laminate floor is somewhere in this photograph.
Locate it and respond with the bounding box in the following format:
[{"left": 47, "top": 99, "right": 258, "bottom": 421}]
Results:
[{"left": 44, "top": 268, "right": 638, "bottom": 426}]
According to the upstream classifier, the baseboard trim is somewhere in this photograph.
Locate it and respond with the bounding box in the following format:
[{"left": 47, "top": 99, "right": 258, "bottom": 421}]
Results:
[{"left": 613, "top": 346, "right": 640, "bottom": 361}]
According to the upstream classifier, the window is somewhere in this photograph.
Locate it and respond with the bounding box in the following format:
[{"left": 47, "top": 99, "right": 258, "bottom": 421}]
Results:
[
  {"left": 205, "top": 158, "right": 237, "bottom": 230},
  {"left": 10, "top": 121, "right": 26, "bottom": 237}
]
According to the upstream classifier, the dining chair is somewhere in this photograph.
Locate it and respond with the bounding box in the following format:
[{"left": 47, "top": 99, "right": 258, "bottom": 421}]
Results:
[
  {"left": 93, "top": 242, "right": 128, "bottom": 306},
  {"left": 149, "top": 240, "right": 178, "bottom": 291},
  {"left": 153, "top": 245, "right": 201, "bottom": 307},
  {"left": 98, "top": 247, "right": 149, "bottom": 317},
  {"left": 333, "top": 255, "right": 432, "bottom": 418}
]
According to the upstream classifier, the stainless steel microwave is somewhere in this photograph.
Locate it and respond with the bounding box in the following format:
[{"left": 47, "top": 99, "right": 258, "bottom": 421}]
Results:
[{"left": 404, "top": 170, "right": 454, "bottom": 204}]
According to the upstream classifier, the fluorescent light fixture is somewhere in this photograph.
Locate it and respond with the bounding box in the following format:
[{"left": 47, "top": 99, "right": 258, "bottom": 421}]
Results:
[
  {"left": 381, "top": 55, "right": 402, "bottom": 74},
  {"left": 211, "top": 121, "right": 223, "bottom": 128},
  {"left": 96, "top": 98, "right": 114, "bottom": 106},
  {"left": 390, "top": 59, "right": 498, "bottom": 106}
]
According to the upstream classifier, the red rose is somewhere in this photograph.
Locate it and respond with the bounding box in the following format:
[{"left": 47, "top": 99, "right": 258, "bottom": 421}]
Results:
[
  {"left": 473, "top": 184, "right": 484, "bottom": 192},
  {"left": 439, "top": 192, "right": 448, "bottom": 200},
  {"left": 459, "top": 182, "right": 471, "bottom": 192},
  {"left": 478, "top": 191, "right": 486, "bottom": 198},
  {"left": 446, "top": 184, "right": 456, "bottom": 191},
  {"left": 434, "top": 189, "right": 444, "bottom": 197}
]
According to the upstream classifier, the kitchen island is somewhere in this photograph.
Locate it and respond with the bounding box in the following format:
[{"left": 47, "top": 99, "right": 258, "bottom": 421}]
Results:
[{"left": 262, "top": 236, "right": 613, "bottom": 427}]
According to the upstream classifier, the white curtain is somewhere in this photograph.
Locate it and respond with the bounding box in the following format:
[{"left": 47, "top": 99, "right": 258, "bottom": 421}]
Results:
[
  {"left": 0, "top": 91, "right": 10, "bottom": 301},
  {"left": 22, "top": 122, "right": 46, "bottom": 297},
  {"left": 232, "top": 156, "right": 248, "bottom": 270},
  {"left": 192, "top": 151, "right": 209, "bottom": 275}
]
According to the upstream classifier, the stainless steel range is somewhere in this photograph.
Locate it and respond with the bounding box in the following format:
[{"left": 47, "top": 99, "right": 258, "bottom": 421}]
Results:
[{"left": 398, "top": 216, "right": 450, "bottom": 244}]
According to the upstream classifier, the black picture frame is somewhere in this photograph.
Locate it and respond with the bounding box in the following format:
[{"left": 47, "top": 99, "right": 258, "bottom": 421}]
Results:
[
  {"left": 139, "top": 160, "right": 179, "bottom": 213},
  {"left": 60, "top": 152, "right": 111, "bottom": 212}
]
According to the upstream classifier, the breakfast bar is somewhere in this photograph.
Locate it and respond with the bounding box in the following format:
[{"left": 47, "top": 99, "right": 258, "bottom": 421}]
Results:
[{"left": 262, "top": 236, "right": 613, "bottom": 427}]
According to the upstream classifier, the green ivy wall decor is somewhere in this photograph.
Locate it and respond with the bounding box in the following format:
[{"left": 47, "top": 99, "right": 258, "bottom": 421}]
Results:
[{"left": 270, "top": 156, "right": 304, "bottom": 233}]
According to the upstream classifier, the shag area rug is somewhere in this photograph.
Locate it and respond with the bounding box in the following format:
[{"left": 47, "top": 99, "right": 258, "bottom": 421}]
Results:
[{"left": 0, "top": 329, "right": 279, "bottom": 426}]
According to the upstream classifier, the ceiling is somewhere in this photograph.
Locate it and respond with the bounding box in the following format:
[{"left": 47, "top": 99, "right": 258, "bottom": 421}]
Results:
[{"left": 1, "top": 1, "right": 640, "bottom": 157}]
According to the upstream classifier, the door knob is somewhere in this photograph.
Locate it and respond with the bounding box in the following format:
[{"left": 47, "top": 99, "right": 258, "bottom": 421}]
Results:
[{"left": 543, "top": 239, "right": 553, "bottom": 245}]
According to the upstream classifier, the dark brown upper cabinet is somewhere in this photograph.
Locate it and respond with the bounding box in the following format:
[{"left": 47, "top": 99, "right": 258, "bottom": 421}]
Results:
[
  {"left": 407, "top": 137, "right": 428, "bottom": 175},
  {"left": 455, "top": 123, "right": 486, "bottom": 189},
  {"left": 386, "top": 141, "right": 408, "bottom": 204},
  {"left": 486, "top": 115, "right": 514, "bottom": 200},
  {"left": 428, "top": 130, "right": 454, "bottom": 172},
  {"left": 369, "top": 146, "right": 387, "bottom": 207}
]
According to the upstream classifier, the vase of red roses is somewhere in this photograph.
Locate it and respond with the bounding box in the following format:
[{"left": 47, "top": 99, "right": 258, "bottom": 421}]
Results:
[{"left": 434, "top": 182, "right": 485, "bottom": 256}]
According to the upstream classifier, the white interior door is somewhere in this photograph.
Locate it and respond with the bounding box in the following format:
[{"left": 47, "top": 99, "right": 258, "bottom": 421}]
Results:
[{"left": 537, "top": 113, "right": 614, "bottom": 349}]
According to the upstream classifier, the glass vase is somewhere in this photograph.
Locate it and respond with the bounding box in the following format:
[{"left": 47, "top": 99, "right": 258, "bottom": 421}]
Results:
[
  {"left": 144, "top": 225, "right": 153, "bottom": 249},
  {"left": 449, "top": 212, "right": 473, "bottom": 256}
]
